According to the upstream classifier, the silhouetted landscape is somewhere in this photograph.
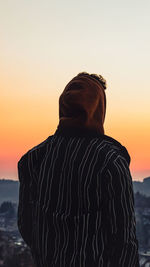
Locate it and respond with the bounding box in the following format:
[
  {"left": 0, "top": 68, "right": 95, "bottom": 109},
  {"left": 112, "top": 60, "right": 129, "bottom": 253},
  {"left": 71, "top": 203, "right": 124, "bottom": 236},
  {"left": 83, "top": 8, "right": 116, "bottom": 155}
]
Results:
[
  {"left": 0, "top": 180, "right": 19, "bottom": 205},
  {"left": 1, "top": 177, "right": 150, "bottom": 204},
  {"left": 0, "top": 177, "right": 150, "bottom": 266},
  {"left": 133, "top": 177, "right": 150, "bottom": 197}
]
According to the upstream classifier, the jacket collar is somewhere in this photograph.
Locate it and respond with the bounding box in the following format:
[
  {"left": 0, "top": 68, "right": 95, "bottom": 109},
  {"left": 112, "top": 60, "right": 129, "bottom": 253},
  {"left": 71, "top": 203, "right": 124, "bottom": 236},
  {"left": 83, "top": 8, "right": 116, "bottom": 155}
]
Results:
[
  {"left": 54, "top": 125, "right": 104, "bottom": 138},
  {"left": 54, "top": 125, "right": 130, "bottom": 164}
]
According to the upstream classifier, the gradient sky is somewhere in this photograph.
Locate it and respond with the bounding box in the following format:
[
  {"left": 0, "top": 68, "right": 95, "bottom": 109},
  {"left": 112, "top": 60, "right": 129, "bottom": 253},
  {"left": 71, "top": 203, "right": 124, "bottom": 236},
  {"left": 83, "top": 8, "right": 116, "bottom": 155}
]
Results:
[{"left": 0, "top": 0, "right": 150, "bottom": 181}]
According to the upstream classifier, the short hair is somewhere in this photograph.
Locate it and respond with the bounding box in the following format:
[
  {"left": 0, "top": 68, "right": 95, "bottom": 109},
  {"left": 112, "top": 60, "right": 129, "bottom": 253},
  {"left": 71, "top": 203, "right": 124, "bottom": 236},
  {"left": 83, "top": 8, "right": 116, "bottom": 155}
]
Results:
[{"left": 76, "top": 72, "right": 107, "bottom": 90}]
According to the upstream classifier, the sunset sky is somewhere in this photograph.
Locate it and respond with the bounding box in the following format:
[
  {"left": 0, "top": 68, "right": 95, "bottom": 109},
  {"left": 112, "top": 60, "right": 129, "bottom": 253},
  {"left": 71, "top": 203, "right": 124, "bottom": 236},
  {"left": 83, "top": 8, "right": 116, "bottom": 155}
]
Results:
[{"left": 1, "top": 0, "right": 150, "bottom": 181}]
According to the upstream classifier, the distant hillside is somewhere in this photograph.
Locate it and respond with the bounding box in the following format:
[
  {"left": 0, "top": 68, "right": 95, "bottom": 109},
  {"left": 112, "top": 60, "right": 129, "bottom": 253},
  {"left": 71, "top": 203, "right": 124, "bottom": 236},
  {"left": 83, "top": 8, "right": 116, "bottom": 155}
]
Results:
[
  {"left": 0, "top": 176, "right": 150, "bottom": 205},
  {"left": 133, "top": 177, "right": 150, "bottom": 197},
  {"left": 0, "top": 179, "right": 19, "bottom": 204}
]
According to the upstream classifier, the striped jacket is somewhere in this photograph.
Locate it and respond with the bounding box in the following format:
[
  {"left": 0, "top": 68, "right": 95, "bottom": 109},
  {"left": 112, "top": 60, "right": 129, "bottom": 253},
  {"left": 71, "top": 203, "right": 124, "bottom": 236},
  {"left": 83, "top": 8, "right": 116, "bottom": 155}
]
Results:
[{"left": 17, "top": 127, "right": 140, "bottom": 267}]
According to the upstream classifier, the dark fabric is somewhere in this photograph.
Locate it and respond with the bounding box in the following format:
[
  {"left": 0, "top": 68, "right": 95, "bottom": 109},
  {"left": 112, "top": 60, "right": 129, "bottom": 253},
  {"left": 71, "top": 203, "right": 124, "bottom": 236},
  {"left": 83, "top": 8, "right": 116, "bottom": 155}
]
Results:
[{"left": 17, "top": 127, "right": 140, "bottom": 267}]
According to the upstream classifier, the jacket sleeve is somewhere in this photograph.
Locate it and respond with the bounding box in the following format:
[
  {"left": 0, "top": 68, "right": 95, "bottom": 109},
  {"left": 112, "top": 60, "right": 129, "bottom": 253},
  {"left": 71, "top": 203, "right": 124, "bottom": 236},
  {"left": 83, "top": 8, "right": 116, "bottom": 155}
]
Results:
[
  {"left": 17, "top": 153, "right": 36, "bottom": 247},
  {"left": 102, "top": 154, "right": 140, "bottom": 267}
]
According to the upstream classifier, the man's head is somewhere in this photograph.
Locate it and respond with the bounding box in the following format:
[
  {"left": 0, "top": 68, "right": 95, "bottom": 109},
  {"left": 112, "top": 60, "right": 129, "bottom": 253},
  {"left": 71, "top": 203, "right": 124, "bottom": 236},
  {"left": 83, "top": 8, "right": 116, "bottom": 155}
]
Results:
[
  {"left": 76, "top": 72, "right": 107, "bottom": 90},
  {"left": 58, "top": 72, "right": 107, "bottom": 134}
]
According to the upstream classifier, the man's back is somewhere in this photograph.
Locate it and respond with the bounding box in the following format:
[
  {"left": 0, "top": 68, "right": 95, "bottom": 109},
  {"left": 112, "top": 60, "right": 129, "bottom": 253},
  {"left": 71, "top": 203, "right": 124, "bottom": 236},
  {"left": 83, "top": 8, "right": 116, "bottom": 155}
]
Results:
[{"left": 17, "top": 127, "right": 139, "bottom": 267}]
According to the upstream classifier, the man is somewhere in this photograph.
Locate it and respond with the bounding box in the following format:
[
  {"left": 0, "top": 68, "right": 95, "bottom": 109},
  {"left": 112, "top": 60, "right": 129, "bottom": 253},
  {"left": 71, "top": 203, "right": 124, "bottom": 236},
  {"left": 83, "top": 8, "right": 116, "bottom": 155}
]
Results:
[{"left": 17, "top": 72, "right": 140, "bottom": 267}]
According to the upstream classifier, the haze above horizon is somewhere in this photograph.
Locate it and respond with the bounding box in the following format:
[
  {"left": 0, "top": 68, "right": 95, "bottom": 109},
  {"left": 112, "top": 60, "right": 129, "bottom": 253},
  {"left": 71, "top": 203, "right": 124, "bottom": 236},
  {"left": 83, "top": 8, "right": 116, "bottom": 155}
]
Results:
[{"left": 1, "top": 0, "right": 150, "bottom": 181}]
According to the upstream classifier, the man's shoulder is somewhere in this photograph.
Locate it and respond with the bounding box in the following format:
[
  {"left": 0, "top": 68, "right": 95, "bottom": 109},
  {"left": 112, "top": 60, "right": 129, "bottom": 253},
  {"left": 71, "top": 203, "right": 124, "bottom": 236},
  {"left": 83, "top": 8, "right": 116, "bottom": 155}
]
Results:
[
  {"left": 17, "top": 132, "right": 130, "bottom": 169},
  {"left": 18, "top": 134, "right": 54, "bottom": 165},
  {"left": 97, "top": 134, "right": 130, "bottom": 166},
  {"left": 94, "top": 135, "right": 131, "bottom": 177}
]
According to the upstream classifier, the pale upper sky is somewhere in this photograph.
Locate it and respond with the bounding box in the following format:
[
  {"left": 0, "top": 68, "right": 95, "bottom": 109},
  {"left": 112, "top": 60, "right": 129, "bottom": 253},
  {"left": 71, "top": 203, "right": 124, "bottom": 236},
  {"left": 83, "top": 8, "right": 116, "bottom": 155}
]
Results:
[{"left": 0, "top": 0, "right": 150, "bottom": 181}]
